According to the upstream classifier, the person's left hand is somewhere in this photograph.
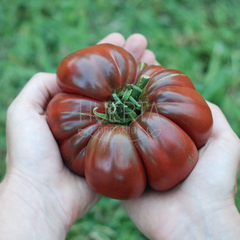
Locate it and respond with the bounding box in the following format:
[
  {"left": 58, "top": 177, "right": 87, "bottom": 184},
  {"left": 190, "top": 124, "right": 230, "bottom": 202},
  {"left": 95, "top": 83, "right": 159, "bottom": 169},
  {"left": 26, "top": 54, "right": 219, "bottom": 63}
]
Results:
[{"left": 0, "top": 33, "right": 156, "bottom": 239}]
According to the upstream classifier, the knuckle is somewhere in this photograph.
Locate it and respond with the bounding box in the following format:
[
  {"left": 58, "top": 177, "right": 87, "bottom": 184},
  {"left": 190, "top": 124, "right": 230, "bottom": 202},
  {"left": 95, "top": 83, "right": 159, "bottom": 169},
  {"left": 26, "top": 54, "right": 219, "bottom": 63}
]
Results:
[{"left": 31, "top": 72, "right": 46, "bottom": 81}]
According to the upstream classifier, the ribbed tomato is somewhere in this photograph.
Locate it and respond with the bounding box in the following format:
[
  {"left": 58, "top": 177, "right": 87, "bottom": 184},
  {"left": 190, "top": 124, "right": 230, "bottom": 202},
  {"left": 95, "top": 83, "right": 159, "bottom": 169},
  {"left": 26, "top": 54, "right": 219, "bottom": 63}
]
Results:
[{"left": 46, "top": 44, "right": 213, "bottom": 200}]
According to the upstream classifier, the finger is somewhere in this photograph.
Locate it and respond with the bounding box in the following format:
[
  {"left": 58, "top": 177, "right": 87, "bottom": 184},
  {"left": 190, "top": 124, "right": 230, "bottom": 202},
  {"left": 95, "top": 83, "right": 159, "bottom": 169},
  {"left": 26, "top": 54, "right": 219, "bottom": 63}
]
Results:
[
  {"left": 121, "top": 189, "right": 166, "bottom": 240},
  {"left": 202, "top": 102, "right": 240, "bottom": 157},
  {"left": 9, "top": 73, "right": 61, "bottom": 114},
  {"left": 207, "top": 102, "right": 237, "bottom": 138},
  {"left": 139, "top": 49, "right": 156, "bottom": 65},
  {"left": 198, "top": 102, "right": 240, "bottom": 182},
  {"left": 97, "top": 32, "right": 125, "bottom": 47},
  {"left": 124, "top": 33, "right": 148, "bottom": 61},
  {"left": 58, "top": 172, "right": 102, "bottom": 221},
  {"left": 154, "top": 60, "right": 161, "bottom": 66}
]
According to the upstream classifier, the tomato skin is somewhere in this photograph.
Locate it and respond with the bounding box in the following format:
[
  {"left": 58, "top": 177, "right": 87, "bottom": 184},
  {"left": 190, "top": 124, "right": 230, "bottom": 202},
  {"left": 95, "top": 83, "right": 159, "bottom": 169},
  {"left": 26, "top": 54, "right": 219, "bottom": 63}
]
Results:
[
  {"left": 85, "top": 125, "right": 147, "bottom": 200},
  {"left": 46, "top": 93, "right": 105, "bottom": 142},
  {"left": 56, "top": 44, "right": 137, "bottom": 102},
  {"left": 60, "top": 122, "right": 101, "bottom": 176},
  {"left": 130, "top": 112, "right": 198, "bottom": 191},
  {"left": 147, "top": 86, "right": 213, "bottom": 148},
  {"left": 144, "top": 69, "right": 196, "bottom": 94},
  {"left": 46, "top": 43, "right": 213, "bottom": 199}
]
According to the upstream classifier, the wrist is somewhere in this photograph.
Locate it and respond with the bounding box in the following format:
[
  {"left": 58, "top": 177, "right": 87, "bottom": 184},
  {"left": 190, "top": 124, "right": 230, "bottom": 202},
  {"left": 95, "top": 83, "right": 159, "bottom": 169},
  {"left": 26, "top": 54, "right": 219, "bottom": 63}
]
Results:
[{"left": 0, "top": 172, "right": 68, "bottom": 240}]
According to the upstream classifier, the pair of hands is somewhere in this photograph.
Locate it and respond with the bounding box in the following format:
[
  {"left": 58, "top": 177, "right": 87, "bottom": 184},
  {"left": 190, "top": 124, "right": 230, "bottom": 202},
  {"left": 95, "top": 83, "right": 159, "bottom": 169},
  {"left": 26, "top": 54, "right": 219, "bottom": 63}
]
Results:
[{"left": 0, "top": 33, "right": 240, "bottom": 240}]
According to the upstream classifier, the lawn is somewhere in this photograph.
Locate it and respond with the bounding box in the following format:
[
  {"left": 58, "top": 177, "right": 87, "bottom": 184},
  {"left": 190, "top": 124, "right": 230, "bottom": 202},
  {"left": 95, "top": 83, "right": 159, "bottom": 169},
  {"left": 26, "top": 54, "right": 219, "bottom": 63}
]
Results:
[{"left": 0, "top": 0, "right": 240, "bottom": 239}]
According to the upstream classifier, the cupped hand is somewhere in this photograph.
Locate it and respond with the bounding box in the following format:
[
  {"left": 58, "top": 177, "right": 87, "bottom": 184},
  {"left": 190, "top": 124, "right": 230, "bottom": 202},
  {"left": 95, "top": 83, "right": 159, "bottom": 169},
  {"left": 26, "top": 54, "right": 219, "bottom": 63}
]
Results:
[
  {"left": 122, "top": 103, "right": 240, "bottom": 239},
  {"left": 0, "top": 33, "right": 155, "bottom": 239}
]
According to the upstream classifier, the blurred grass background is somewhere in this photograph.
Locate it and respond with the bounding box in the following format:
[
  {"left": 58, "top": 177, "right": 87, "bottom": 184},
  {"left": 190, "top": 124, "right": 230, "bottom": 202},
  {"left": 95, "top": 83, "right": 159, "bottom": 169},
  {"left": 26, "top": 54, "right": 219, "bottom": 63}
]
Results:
[{"left": 0, "top": 0, "right": 240, "bottom": 239}]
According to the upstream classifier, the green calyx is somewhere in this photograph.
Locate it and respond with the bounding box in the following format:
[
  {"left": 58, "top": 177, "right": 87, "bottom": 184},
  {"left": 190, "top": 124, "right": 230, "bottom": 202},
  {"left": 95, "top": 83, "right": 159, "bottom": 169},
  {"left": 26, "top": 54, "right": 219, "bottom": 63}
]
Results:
[{"left": 93, "top": 74, "right": 150, "bottom": 124}]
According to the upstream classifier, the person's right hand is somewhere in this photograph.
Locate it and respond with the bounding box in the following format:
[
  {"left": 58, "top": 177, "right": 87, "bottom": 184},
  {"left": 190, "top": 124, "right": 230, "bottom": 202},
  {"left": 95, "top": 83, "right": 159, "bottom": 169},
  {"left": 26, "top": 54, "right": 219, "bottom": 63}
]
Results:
[{"left": 122, "top": 103, "right": 240, "bottom": 240}]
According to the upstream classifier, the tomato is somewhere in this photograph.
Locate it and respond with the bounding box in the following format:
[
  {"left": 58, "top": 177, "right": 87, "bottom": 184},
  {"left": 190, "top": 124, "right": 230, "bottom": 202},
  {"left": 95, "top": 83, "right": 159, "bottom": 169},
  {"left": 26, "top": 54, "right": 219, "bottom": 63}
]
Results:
[{"left": 46, "top": 44, "right": 213, "bottom": 200}]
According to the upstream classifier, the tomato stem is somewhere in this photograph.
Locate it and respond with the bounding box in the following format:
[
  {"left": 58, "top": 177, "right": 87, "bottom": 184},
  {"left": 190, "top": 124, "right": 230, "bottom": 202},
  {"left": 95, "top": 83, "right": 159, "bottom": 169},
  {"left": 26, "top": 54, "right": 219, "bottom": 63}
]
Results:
[
  {"left": 93, "top": 107, "right": 109, "bottom": 121},
  {"left": 93, "top": 74, "right": 150, "bottom": 124}
]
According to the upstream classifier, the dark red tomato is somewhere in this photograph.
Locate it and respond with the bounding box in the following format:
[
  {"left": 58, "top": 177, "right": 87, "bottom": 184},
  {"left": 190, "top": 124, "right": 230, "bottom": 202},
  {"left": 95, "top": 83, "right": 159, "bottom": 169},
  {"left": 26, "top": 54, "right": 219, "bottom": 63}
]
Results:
[{"left": 46, "top": 43, "right": 213, "bottom": 200}]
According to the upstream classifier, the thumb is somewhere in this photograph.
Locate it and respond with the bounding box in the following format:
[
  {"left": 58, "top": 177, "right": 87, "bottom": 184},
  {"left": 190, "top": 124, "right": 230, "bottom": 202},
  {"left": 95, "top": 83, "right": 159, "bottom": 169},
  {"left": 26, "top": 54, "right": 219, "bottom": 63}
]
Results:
[{"left": 9, "top": 73, "right": 62, "bottom": 115}]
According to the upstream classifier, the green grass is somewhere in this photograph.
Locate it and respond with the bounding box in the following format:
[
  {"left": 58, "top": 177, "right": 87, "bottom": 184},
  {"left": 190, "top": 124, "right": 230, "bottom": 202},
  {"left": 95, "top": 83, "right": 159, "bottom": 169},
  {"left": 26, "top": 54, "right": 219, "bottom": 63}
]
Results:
[{"left": 1, "top": 0, "right": 240, "bottom": 239}]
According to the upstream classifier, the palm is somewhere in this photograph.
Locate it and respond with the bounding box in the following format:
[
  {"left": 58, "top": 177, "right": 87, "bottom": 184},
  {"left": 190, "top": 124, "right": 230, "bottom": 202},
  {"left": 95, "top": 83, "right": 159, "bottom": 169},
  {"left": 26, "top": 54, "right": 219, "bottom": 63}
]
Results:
[
  {"left": 122, "top": 104, "right": 240, "bottom": 239},
  {"left": 4, "top": 33, "right": 240, "bottom": 239},
  {"left": 7, "top": 86, "right": 97, "bottom": 225},
  {"left": 6, "top": 33, "right": 158, "bottom": 229}
]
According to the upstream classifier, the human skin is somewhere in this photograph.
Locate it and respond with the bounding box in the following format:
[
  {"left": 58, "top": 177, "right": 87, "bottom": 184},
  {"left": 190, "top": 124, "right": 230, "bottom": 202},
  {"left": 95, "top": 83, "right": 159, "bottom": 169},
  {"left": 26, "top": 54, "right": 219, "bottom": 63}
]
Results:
[
  {"left": 0, "top": 33, "right": 156, "bottom": 240},
  {"left": 122, "top": 103, "right": 240, "bottom": 239},
  {"left": 0, "top": 32, "right": 240, "bottom": 240}
]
